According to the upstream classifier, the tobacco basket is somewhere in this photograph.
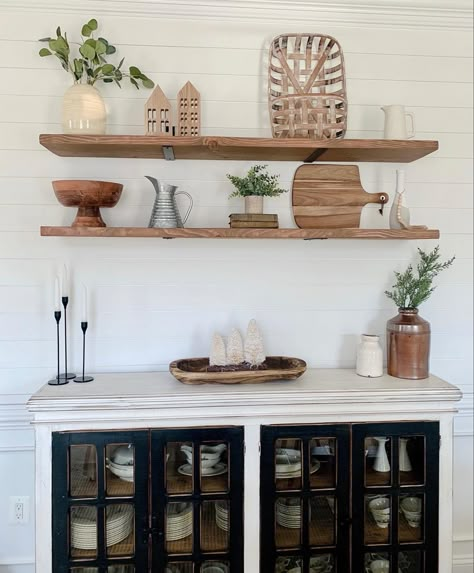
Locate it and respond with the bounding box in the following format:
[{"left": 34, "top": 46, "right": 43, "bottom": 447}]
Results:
[{"left": 268, "top": 33, "right": 347, "bottom": 139}]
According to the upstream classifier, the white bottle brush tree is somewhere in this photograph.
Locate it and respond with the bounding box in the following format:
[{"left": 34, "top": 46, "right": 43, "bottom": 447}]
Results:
[
  {"left": 227, "top": 328, "right": 244, "bottom": 365},
  {"left": 244, "top": 319, "right": 266, "bottom": 367},
  {"left": 209, "top": 333, "right": 227, "bottom": 367}
]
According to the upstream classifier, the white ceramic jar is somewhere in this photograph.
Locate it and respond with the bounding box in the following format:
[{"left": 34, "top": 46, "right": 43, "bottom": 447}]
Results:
[
  {"left": 62, "top": 84, "right": 107, "bottom": 134},
  {"left": 356, "top": 334, "right": 383, "bottom": 378}
]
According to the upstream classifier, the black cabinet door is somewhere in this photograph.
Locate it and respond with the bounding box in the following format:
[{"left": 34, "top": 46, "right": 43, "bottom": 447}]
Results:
[
  {"left": 52, "top": 430, "right": 149, "bottom": 573},
  {"left": 352, "top": 422, "right": 440, "bottom": 573},
  {"left": 260, "top": 425, "right": 351, "bottom": 573},
  {"left": 151, "top": 427, "right": 245, "bottom": 573}
]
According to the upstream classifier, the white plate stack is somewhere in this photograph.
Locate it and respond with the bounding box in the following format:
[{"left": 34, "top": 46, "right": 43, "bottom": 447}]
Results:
[
  {"left": 276, "top": 498, "right": 302, "bottom": 529},
  {"left": 166, "top": 503, "right": 193, "bottom": 541},
  {"left": 215, "top": 502, "right": 229, "bottom": 532},
  {"left": 71, "top": 505, "right": 133, "bottom": 550}
]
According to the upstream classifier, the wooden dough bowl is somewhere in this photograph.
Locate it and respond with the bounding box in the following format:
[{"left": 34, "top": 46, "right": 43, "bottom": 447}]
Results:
[
  {"left": 53, "top": 180, "right": 123, "bottom": 227},
  {"left": 169, "top": 356, "right": 307, "bottom": 385}
]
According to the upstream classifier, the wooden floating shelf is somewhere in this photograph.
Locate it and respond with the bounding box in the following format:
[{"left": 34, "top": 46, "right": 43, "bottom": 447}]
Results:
[
  {"left": 39, "top": 134, "right": 438, "bottom": 163},
  {"left": 40, "top": 227, "right": 440, "bottom": 240}
]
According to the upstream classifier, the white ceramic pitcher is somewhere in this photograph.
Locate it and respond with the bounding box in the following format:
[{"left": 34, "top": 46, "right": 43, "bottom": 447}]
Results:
[{"left": 381, "top": 105, "right": 415, "bottom": 139}]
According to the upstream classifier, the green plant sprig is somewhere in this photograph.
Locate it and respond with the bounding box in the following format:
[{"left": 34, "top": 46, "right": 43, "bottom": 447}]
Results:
[
  {"left": 385, "top": 246, "right": 455, "bottom": 309},
  {"left": 38, "top": 19, "right": 154, "bottom": 89},
  {"left": 227, "top": 165, "right": 287, "bottom": 198}
]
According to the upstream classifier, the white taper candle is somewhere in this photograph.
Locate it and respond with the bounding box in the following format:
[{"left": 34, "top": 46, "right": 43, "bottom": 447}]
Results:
[
  {"left": 82, "top": 284, "right": 88, "bottom": 322},
  {"left": 54, "top": 276, "right": 61, "bottom": 312},
  {"left": 61, "top": 264, "right": 70, "bottom": 298}
]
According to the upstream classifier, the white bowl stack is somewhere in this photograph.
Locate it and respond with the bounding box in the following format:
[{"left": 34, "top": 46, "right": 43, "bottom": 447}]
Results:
[
  {"left": 276, "top": 498, "right": 302, "bottom": 529},
  {"left": 368, "top": 497, "right": 391, "bottom": 529},
  {"left": 215, "top": 502, "right": 229, "bottom": 532},
  {"left": 107, "top": 445, "right": 134, "bottom": 483},
  {"left": 275, "top": 448, "right": 320, "bottom": 479},
  {"left": 71, "top": 505, "right": 134, "bottom": 550},
  {"left": 180, "top": 444, "right": 227, "bottom": 470},
  {"left": 401, "top": 496, "right": 422, "bottom": 528},
  {"left": 166, "top": 503, "right": 193, "bottom": 541}
]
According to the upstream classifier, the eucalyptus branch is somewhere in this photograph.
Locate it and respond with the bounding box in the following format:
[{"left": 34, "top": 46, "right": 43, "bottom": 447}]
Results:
[
  {"left": 38, "top": 19, "right": 154, "bottom": 90},
  {"left": 385, "top": 246, "right": 455, "bottom": 309}
]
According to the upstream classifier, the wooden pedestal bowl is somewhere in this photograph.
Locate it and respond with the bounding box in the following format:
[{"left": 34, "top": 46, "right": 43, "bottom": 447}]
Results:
[{"left": 52, "top": 180, "right": 123, "bottom": 227}]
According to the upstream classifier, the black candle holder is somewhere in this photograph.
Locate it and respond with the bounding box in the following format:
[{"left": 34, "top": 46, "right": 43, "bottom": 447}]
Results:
[
  {"left": 48, "top": 311, "right": 68, "bottom": 386},
  {"left": 57, "top": 296, "right": 76, "bottom": 381},
  {"left": 74, "top": 322, "right": 94, "bottom": 383}
]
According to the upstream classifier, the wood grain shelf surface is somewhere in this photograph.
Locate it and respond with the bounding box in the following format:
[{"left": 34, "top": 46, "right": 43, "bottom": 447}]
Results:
[
  {"left": 39, "top": 134, "right": 438, "bottom": 163},
  {"left": 40, "top": 227, "right": 440, "bottom": 240}
]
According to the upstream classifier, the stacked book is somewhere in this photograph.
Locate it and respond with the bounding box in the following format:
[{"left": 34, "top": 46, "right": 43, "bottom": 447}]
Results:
[{"left": 229, "top": 214, "right": 279, "bottom": 228}]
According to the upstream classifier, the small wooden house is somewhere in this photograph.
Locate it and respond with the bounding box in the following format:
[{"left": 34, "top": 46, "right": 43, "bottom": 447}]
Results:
[
  {"left": 145, "top": 85, "right": 172, "bottom": 135},
  {"left": 177, "top": 81, "right": 201, "bottom": 136}
]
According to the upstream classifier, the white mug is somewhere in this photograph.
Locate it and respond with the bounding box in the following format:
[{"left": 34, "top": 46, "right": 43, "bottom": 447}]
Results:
[{"left": 381, "top": 105, "right": 415, "bottom": 139}]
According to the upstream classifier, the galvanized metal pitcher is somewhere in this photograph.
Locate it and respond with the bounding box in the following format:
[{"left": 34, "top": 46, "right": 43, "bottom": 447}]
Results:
[{"left": 146, "top": 176, "right": 193, "bottom": 228}]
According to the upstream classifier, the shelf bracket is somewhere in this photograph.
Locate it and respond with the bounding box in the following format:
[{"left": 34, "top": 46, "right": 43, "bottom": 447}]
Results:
[
  {"left": 162, "top": 146, "right": 175, "bottom": 161},
  {"left": 304, "top": 148, "right": 328, "bottom": 163}
]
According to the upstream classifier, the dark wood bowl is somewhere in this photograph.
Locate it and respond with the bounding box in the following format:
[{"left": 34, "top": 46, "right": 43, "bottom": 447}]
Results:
[
  {"left": 52, "top": 180, "right": 123, "bottom": 227},
  {"left": 169, "top": 356, "right": 307, "bottom": 385}
]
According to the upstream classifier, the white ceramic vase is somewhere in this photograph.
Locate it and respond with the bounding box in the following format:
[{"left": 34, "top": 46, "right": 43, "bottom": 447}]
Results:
[
  {"left": 356, "top": 334, "right": 383, "bottom": 378},
  {"left": 399, "top": 438, "right": 413, "bottom": 472},
  {"left": 373, "top": 437, "right": 391, "bottom": 473},
  {"left": 244, "top": 195, "right": 263, "bottom": 214},
  {"left": 62, "top": 84, "right": 106, "bottom": 134}
]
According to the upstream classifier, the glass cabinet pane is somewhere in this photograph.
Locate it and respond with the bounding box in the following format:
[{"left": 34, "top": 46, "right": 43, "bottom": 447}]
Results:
[
  {"left": 165, "top": 564, "right": 193, "bottom": 573},
  {"left": 108, "top": 567, "right": 136, "bottom": 573},
  {"left": 200, "top": 441, "right": 229, "bottom": 494},
  {"left": 365, "top": 553, "right": 391, "bottom": 572},
  {"left": 275, "top": 556, "right": 303, "bottom": 572},
  {"left": 275, "top": 497, "right": 302, "bottom": 548},
  {"left": 311, "top": 555, "right": 335, "bottom": 571},
  {"left": 70, "top": 506, "right": 97, "bottom": 558},
  {"left": 70, "top": 445, "right": 97, "bottom": 498},
  {"left": 167, "top": 441, "right": 194, "bottom": 495},
  {"left": 310, "top": 438, "right": 336, "bottom": 489},
  {"left": 365, "top": 437, "right": 392, "bottom": 487},
  {"left": 106, "top": 504, "right": 135, "bottom": 556},
  {"left": 201, "top": 500, "right": 229, "bottom": 552},
  {"left": 400, "top": 550, "right": 423, "bottom": 572},
  {"left": 275, "top": 438, "right": 303, "bottom": 490},
  {"left": 106, "top": 444, "right": 135, "bottom": 497},
  {"left": 365, "top": 495, "right": 391, "bottom": 545},
  {"left": 309, "top": 495, "right": 336, "bottom": 546},
  {"left": 201, "top": 561, "right": 230, "bottom": 572},
  {"left": 399, "top": 495, "right": 424, "bottom": 543},
  {"left": 399, "top": 436, "right": 425, "bottom": 486},
  {"left": 166, "top": 502, "right": 193, "bottom": 554}
]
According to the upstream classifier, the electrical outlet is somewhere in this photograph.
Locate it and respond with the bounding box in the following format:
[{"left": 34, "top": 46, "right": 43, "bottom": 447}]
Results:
[{"left": 9, "top": 496, "right": 30, "bottom": 524}]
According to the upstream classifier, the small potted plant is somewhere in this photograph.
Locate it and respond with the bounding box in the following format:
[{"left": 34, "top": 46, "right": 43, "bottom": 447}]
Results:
[
  {"left": 227, "top": 165, "right": 287, "bottom": 214},
  {"left": 38, "top": 19, "right": 154, "bottom": 134},
  {"left": 385, "top": 246, "right": 454, "bottom": 380}
]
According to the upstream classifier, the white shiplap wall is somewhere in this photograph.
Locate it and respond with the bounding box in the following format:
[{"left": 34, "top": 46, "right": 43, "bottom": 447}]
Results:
[{"left": 0, "top": 0, "right": 472, "bottom": 569}]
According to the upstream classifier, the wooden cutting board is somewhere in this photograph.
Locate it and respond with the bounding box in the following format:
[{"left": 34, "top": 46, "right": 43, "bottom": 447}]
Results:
[{"left": 292, "top": 165, "right": 388, "bottom": 229}]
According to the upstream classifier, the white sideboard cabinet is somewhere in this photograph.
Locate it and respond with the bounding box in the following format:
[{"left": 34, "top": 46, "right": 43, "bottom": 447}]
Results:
[{"left": 27, "top": 369, "right": 462, "bottom": 573}]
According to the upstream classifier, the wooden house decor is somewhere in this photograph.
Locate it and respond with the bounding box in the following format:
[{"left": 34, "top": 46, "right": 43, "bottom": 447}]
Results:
[
  {"left": 145, "top": 85, "right": 172, "bottom": 135},
  {"left": 177, "top": 81, "right": 201, "bottom": 136},
  {"left": 268, "top": 34, "right": 347, "bottom": 140}
]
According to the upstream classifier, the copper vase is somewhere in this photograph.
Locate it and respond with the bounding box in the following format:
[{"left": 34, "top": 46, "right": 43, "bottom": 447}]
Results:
[{"left": 387, "top": 308, "right": 430, "bottom": 380}]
